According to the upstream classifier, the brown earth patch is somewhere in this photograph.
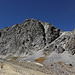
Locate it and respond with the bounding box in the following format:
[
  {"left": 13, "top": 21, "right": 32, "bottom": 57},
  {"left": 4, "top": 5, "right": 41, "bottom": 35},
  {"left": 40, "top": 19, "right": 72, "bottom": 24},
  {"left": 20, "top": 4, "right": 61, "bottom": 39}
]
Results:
[
  {"left": 10, "top": 57, "right": 18, "bottom": 61},
  {"left": 35, "top": 57, "right": 45, "bottom": 63},
  {"left": 58, "top": 61, "right": 62, "bottom": 65}
]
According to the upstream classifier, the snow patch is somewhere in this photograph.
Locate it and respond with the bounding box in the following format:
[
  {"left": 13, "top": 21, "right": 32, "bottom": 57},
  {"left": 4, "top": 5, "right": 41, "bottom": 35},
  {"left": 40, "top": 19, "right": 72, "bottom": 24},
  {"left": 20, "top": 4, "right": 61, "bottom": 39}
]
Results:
[{"left": 33, "top": 62, "right": 43, "bottom": 66}]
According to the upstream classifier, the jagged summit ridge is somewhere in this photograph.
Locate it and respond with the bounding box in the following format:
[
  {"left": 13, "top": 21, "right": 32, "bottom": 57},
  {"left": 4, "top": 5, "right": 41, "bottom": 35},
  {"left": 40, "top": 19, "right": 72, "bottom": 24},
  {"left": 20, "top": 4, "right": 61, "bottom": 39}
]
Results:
[{"left": 0, "top": 19, "right": 61, "bottom": 58}]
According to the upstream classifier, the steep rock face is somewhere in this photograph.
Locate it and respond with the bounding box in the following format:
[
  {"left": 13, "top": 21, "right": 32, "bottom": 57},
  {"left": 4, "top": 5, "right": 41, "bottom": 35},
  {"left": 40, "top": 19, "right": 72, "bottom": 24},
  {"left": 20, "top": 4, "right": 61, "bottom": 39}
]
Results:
[
  {"left": 65, "top": 30, "right": 75, "bottom": 55},
  {"left": 0, "top": 19, "right": 61, "bottom": 58},
  {"left": 43, "top": 31, "right": 75, "bottom": 55}
]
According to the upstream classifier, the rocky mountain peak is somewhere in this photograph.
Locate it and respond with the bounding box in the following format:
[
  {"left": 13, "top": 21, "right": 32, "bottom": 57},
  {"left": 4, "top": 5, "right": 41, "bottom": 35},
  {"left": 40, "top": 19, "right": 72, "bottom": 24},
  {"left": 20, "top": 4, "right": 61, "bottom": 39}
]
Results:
[
  {"left": 0, "top": 19, "right": 61, "bottom": 58},
  {"left": 0, "top": 19, "right": 75, "bottom": 75}
]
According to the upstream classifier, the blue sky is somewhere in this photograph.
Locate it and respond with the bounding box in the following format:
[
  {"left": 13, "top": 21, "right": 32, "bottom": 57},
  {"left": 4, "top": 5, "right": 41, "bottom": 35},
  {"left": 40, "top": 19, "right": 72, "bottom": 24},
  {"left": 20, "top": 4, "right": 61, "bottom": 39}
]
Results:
[{"left": 0, "top": 0, "right": 75, "bottom": 31}]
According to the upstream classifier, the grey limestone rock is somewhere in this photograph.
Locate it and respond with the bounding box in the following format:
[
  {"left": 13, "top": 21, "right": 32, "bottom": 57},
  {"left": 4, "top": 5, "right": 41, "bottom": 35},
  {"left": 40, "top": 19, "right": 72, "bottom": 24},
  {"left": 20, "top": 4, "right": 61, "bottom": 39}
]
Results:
[
  {"left": 0, "top": 19, "right": 61, "bottom": 58},
  {"left": 65, "top": 31, "right": 75, "bottom": 55}
]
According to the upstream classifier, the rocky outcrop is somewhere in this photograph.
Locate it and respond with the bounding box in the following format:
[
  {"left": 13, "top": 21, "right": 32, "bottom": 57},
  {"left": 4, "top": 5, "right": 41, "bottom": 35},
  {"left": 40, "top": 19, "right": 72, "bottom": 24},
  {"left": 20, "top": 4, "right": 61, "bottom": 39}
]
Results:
[
  {"left": 65, "top": 30, "right": 75, "bottom": 55},
  {"left": 0, "top": 19, "right": 61, "bottom": 58}
]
